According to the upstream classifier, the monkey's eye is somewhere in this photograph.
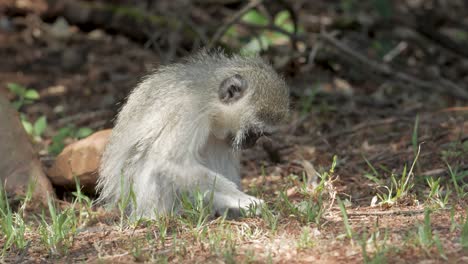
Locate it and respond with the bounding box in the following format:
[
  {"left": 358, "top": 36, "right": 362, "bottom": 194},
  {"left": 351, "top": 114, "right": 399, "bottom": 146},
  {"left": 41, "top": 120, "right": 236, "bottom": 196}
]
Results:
[{"left": 218, "top": 74, "right": 247, "bottom": 104}]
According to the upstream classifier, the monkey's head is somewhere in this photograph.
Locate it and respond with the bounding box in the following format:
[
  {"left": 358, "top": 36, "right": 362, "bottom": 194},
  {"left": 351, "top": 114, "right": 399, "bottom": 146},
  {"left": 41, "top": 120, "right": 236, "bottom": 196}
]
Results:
[{"left": 210, "top": 55, "right": 290, "bottom": 150}]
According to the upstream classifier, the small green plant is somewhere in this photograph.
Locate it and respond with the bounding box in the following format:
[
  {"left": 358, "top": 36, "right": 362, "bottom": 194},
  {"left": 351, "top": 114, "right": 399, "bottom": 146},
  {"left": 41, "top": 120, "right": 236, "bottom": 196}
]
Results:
[
  {"left": 49, "top": 125, "right": 94, "bottom": 155},
  {"left": 39, "top": 196, "right": 78, "bottom": 255},
  {"left": 7, "top": 83, "right": 40, "bottom": 110},
  {"left": 21, "top": 114, "right": 47, "bottom": 142},
  {"left": 7, "top": 83, "right": 47, "bottom": 141}
]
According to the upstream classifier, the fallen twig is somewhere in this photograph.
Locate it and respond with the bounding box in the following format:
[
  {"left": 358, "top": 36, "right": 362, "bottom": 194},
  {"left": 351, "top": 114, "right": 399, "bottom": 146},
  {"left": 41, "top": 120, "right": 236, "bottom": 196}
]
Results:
[
  {"left": 327, "top": 117, "right": 399, "bottom": 140},
  {"left": 347, "top": 209, "right": 426, "bottom": 216}
]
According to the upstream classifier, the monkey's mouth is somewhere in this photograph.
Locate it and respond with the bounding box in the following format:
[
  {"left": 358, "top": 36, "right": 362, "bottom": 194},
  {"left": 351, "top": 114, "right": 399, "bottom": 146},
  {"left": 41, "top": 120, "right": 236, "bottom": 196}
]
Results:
[
  {"left": 240, "top": 130, "right": 261, "bottom": 149},
  {"left": 237, "top": 129, "right": 272, "bottom": 149},
  {"left": 228, "top": 129, "right": 271, "bottom": 150}
]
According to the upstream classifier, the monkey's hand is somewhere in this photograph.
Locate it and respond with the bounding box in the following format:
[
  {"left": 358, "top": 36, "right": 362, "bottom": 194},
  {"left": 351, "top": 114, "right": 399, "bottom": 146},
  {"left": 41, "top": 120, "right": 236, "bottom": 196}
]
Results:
[
  {"left": 165, "top": 161, "right": 264, "bottom": 218},
  {"left": 211, "top": 191, "right": 264, "bottom": 219}
]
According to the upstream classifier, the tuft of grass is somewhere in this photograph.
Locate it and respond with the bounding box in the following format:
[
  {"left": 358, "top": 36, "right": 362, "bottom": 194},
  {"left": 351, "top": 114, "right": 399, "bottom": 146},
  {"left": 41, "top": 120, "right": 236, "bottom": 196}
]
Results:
[
  {"left": 154, "top": 215, "right": 170, "bottom": 247},
  {"left": 417, "top": 209, "right": 433, "bottom": 252},
  {"left": 461, "top": 210, "right": 468, "bottom": 251},
  {"left": 368, "top": 145, "right": 421, "bottom": 207},
  {"left": 177, "top": 189, "right": 213, "bottom": 229},
  {"left": 425, "top": 177, "right": 450, "bottom": 209},
  {"left": 338, "top": 197, "right": 353, "bottom": 240},
  {"left": 72, "top": 177, "right": 94, "bottom": 227},
  {"left": 416, "top": 208, "right": 447, "bottom": 259},
  {"left": 275, "top": 155, "right": 338, "bottom": 224},
  {"left": 446, "top": 162, "right": 468, "bottom": 199},
  {"left": 38, "top": 196, "right": 78, "bottom": 255},
  {"left": 359, "top": 228, "right": 389, "bottom": 264},
  {"left": 297, "top": 226, "right": 315, "bottom": 249},
  {"left": 36, "top": 177, "right": 95, "bottom": 256},
  {"left": 117, "top": 175, "right": 137, "bottom": 230},
  {"left": 0, "top": 181, "right": 34, "bottom": 255},
  {"left": 260, "top": 204, "right": 280, "bottom": 232}
]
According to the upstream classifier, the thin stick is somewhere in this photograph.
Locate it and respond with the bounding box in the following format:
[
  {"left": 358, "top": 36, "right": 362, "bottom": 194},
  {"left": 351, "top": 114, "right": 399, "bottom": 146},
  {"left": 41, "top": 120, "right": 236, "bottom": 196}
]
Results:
[{"left": 347, "top": 209, "right": 426, "bottom": 216}]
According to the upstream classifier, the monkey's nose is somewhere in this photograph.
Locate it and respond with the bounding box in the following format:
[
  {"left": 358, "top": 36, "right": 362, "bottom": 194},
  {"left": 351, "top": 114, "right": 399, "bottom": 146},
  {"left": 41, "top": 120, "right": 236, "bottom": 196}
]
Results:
[{"left": 241, "top": 130, "right": 263, "bottom": 149}]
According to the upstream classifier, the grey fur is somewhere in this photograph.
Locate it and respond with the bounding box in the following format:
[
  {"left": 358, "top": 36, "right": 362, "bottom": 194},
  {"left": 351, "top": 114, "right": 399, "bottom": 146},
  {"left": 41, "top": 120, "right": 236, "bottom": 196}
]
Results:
[{"left": 96, "top": 50, "right": 290, "bottom": 219}]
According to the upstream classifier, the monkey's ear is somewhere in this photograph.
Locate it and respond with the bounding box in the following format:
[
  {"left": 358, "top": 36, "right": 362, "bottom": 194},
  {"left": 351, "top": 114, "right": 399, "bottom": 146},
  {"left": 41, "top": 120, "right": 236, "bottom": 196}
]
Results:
[{"left": 218, "top": 74, "right": 248, "bottom": 104}]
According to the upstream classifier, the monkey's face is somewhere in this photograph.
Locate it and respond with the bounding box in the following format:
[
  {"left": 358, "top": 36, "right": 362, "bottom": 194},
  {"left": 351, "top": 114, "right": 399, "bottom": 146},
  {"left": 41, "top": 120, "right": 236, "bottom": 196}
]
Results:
[{"left": 215, "top": 69, "right": 290, "bottom": 150}]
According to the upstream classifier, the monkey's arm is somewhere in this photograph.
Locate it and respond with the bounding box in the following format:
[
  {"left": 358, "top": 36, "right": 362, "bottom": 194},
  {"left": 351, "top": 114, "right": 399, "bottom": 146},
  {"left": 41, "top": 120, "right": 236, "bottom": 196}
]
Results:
[{"left": 162, "top": 160, "right": 263, "bottom": 215}]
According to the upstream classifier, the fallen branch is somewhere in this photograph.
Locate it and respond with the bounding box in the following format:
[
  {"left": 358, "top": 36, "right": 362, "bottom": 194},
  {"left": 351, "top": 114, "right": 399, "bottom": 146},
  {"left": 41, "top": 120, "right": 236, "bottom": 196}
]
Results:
[
  {"left": 327, "top": 117, "right": 398, "bottom": 140},
  {"left": 319, "top": 32, "right": 468, "bottom": 100}
]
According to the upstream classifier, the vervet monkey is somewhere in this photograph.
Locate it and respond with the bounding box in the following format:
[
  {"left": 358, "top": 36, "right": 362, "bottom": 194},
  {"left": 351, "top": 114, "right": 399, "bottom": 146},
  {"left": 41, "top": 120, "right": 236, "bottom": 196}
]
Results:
[{"left": 97, "top": 50, "right": 290, "bottom": 219}]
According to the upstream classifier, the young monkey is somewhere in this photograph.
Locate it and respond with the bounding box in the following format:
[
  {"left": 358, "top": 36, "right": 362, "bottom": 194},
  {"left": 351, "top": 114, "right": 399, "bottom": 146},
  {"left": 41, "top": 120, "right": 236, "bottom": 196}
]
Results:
[{"left": 97, "top": 50, "right": 290, "bottom": 219}]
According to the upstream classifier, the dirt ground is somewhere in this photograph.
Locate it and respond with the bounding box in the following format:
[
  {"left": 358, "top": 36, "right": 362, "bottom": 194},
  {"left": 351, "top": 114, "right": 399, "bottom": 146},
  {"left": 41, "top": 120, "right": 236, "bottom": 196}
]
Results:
[{"left": 1, "top": 1, "right": 467, "bottom": 263}]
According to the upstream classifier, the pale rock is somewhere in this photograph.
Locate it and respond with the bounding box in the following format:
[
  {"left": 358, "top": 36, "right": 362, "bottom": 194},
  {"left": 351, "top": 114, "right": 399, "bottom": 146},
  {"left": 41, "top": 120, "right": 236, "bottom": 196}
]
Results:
[
  {"left": 47, "top": 129, "right": 112, "bottom": 189},
  {"left": 0, "top": 94, "right": 54, "bottom": 203}
]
